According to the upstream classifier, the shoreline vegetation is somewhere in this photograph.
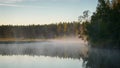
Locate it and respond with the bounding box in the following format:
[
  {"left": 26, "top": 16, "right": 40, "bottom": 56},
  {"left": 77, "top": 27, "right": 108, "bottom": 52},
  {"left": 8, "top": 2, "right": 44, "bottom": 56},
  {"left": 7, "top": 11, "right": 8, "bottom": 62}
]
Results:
[
  {"left": 79, "top": 0, "right": 120, "bottom": 49},
  {"left": 0, "top": 22, "right": 81, "bottom": 41},
  {"left": 0, "top": 38, "right": 47, "bottom": 44},
  {"left": 0, "top": 38, "right": 48, "bottom": 41},
  {"left": 0, "top": 37, "right": 82, "bottom": 44}
]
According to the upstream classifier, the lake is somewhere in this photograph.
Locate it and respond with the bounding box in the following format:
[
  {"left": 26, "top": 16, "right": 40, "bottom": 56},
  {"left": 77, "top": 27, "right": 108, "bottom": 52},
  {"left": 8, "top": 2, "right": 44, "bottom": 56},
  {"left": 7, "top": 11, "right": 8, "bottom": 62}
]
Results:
[
  {"left": 0, "top": 39, "right": 120, "bottom": 68},
  {"left": 0, "top": 39, "right": 87, "bottom": 68},
  {"left": 0, "top": 55, "right": 83, "bottom": 68}
]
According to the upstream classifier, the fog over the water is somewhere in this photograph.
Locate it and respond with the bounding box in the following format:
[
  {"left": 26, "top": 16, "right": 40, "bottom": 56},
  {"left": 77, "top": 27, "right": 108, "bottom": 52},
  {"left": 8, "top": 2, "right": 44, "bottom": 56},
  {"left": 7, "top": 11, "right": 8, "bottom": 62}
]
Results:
[{"left": 0, "top": 38, "right": 88, "bottom": 59}]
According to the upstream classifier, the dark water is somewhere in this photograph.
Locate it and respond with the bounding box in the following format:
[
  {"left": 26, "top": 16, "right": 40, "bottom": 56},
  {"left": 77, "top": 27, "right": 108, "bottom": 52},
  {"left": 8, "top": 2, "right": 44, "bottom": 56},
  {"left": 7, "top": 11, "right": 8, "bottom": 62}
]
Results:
[
  {"left": 85, "top": 48, "right": 120, "bottom": 68},
  {"left": 0, "top": 40, "right": 120, "bottom": 68}
]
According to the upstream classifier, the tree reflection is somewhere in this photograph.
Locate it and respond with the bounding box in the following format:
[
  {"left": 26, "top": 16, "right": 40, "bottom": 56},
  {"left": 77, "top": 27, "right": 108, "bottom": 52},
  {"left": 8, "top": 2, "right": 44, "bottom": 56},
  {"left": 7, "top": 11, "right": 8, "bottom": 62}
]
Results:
[
  {"left": 85, "top": 48, "right": 120, "bottom": 68},
  {"left": 0, "top": 42, "right": 87, "bottom": 60}
]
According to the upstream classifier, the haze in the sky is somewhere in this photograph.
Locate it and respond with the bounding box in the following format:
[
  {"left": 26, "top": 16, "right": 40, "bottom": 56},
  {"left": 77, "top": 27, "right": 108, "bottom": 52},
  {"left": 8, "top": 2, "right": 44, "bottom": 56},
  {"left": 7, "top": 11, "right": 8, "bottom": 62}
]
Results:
[{"left": 0, "top": 0, "right": 97, "bottom": 25}]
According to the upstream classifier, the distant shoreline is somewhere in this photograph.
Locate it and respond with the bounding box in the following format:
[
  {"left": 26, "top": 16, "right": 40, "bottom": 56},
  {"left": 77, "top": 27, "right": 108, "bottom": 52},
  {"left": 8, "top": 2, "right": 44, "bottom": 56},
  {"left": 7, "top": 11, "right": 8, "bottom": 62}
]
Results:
[
  {"left": 0, "top": 37, "right": 84, "bottom": 44},
  {"left": 0, "top": 38, "right": 46, "bottom": 41},
  {"left": 0, "top": 38, "right": 49, "bottom": 44}
]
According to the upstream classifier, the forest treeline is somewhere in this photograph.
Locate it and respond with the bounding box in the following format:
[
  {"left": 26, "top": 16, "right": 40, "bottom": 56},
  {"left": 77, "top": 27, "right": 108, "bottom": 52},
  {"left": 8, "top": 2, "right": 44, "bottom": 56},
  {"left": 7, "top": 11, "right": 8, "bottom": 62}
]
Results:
[
  {"left": 80, "top": 0, "right": 120, "bottom": 48},
  {"left": 0, "top": 22, "right": 80, "bottom": 39},
  {"left": 0, "top": 0, "right": 120, "bottom": 48}
]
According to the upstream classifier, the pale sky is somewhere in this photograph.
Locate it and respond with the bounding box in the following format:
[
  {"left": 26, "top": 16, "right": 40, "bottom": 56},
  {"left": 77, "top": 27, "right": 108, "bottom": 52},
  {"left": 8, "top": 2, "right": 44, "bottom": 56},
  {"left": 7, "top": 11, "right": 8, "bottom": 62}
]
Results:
[{"left": 0, "top": 0, "right": 98, "bottom": 25}]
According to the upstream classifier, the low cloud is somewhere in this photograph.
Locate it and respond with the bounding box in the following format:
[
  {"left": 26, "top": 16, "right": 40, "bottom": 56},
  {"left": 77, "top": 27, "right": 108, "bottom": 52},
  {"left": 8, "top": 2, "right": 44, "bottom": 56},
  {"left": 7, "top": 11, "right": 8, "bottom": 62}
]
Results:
[
  {"left": 0, "top": 0, "right": 80, "bottom": 3},
  {"left": 0, "top": 3, "right": 48, "bottom": 8},
  {"left": 0, "top": 3, "right": 21, "bottom": 7},
  {"left": 0, "top": 0, "right": 25, "bottom": 3}
]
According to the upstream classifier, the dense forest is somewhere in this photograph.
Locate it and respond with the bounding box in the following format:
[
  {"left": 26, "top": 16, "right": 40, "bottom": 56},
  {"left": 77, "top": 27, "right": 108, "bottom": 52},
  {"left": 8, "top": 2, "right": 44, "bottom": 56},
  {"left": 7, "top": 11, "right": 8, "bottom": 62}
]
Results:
[
  {"left": 0, "top": 0, "right": 120, "bottom": 48},
  {"left": 80, "top": 0, "right": 120, "bottom": 48},
  {"left": 0, "top": 22, "right": 80, "bottom": 39},
  {"left": 80, "top": 1, "right": 120, "bottom": 68}
]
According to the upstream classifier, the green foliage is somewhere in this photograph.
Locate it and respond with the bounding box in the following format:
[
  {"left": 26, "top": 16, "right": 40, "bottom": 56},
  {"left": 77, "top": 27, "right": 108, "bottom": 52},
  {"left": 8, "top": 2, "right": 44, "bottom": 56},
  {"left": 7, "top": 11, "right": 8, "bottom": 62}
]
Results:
[
  {"left": 0, "top": 22, "right": 81, "bottom": 39},
  {"left": 80, "top": 0, "right": 120, "bottom": 48}
]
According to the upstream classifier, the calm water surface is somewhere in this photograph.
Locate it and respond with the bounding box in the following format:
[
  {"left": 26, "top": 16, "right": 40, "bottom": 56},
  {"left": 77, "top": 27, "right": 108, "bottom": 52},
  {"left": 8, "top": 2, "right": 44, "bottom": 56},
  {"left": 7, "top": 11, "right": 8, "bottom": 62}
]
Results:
[
  {"left": 1, "top": 39, "right": 119, "bottom": 68},
  {"left": 0, "top": 55, "right": 83, "bottom": 68},
  {"left": 0, "top": 39, "right": 87, "bottom": 68}
]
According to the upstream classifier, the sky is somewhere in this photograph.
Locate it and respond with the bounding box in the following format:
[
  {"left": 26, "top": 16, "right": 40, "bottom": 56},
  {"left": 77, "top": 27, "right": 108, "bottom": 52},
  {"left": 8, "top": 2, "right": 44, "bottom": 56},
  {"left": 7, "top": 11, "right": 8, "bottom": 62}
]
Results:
[{"left": 0, "top": 0, "right": 98, "bottom": 25}]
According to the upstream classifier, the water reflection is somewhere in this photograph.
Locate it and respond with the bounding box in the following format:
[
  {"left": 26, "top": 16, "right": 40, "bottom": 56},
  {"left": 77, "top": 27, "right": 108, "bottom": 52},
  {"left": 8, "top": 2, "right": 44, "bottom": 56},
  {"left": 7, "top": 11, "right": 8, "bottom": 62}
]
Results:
[
  {"left": 0, "top": 40, "right": 88, "bottom": 59},
  {"left": 1, "top": 40, "right": 119, "bottom": 68},
  {"left": 0, "top": 55, "right": 83, "bottom": 68},
  {"left": 85, "top": 48, "right": 120, "bottom": 68},
  {"left": 0, "top": 40, "right": 88, "bottom": 68}
]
